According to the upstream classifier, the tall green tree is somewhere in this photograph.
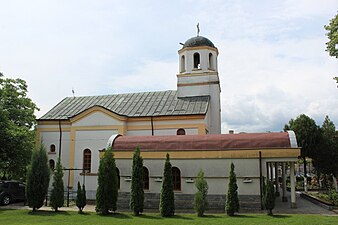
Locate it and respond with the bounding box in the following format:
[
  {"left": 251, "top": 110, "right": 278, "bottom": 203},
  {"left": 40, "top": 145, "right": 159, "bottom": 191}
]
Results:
[
  {"left": 26, "top": 143, "right": 50, "bottom": 211},
  {"left": 284, "top": 114, "right": 321, "bottom": 178},
  {"left": 95, "top": 147, "right": 118, "bottom": 215},
  {"left": 76, "top": 182, "right": 87, "bottom": 213},
  {"left": 314, "top": 116, "right": 338, "bottom": 176},
  {"left": 226, "top": 162, "right": 239, "bottom": 216},
  {"left": 0, "top": 73, "right": 38, "bottom": 180},
  {"left": 160, "top": 153, "right": 175, "bottom": 217},
  {"left": 50, "top": 157, "right": 64, "bottom": 212},
  {"left": 130, "top": 147, "right": 144, "bottom": 216},
  {"left": 194, "top": 169, "right": 208, "bottom": 217},
  {"left": 324, "top": 12, "right": 338, "bottom": 59},
  {"left": 263, "top": 179, "right": 275, "bottom": 216}
]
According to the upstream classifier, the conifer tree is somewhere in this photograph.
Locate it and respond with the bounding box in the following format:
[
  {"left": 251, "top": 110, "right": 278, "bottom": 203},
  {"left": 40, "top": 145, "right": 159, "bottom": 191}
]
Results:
[
  {"left": 263, "top": 179, "right": 275, "bottom": 215},
  {"left": 160, "top": 153, "right": 175, "bottom": 217},
  {"left": 194, "top": 169, "right": 208, "bottom": 217},
  {"left": 130, "top": 146, "right": 144, "bottom": 216},
  {"left": 50, "top": 157, "right": 64, "bottom": 211},
  {"left": 95, "top": 147, "right": 118, "bottom": 215},
  {"left": 226, "top": 162, "right": 239, "bottom": 216},
  {"left": 76, "top": 182, "right": 87, "bottom": 213},
  {"left": 26, "top": 143, "right": 50, "bottom": 211}
]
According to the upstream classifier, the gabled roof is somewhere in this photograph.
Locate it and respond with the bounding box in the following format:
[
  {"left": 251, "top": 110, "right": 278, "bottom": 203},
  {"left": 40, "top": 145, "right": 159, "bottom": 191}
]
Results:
[
  {"left": 39, "top": 90, "right": 210, "bottom": 120},
  {"left": 112, "top": 132, "right": 297, "bottom": 151}
]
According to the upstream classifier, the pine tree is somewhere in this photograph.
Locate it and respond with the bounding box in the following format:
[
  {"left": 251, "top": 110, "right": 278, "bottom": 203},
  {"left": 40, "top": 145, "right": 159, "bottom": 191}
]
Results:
[
  {"left": 130, "top": 146, "right": 144, "bottom": 216},
  {"left": 160, "top": 153, "right": 175, "bottom": 217},
  {"left": 263, "top": 179, "right": 275, "bottom": 215},
  {"left": 226, "top": 162, "right": 239, "bottom": 216},
  {"left": 50, "top": 157, "right": 64, "bottom": 211},
  {"left": 26, "top": 143, "right": 50, "bottom": 211},
  {"left": 76, "top": 182, "right": 87, "bottom": 213},
  {"left": 194, "top": 169, "right": 208, "bottom": 217},
  {"left": 95, "top": 147, "right": 118, "bottom": 215}
]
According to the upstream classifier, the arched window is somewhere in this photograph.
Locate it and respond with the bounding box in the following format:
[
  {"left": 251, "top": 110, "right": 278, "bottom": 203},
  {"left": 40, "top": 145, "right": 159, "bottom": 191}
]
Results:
[
  {"left": 193, "top": 52, "right": 200, "bottom": 69},
  {"left": 49, "top": 159, "right": 55, "bottom": 170},
  {"left": 83, "top": 149, "right": 91, "bottom": 173},
  {"left": 116, "top": 167, "right": 120, "bottom": 189},
  {"left": 177, "top": 128, "right": 186, "bottom": 135},
  {"left": 180, "top": 55, "right": 185, "bottom": 72},
  {"left": 143, "top": 167, "right": 149, "bottom": 190},
  {"left": 50, "top": 144, "right": 56, "bottom": 153},
  {"left": 172, "top": 167, "right": 181, "bottom": 191},
  {"left": 209, "top": 53, "right": 214, "bottom": 70}
]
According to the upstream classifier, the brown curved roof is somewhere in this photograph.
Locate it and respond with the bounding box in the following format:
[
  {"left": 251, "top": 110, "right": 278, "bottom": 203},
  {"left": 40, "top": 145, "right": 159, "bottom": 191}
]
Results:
[{"left": 112, "top": 132, "right": 292, "bottom": 151}]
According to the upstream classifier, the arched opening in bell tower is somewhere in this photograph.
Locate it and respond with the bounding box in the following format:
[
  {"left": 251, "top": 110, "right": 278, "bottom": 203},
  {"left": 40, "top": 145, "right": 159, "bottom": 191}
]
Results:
[{"left": 193, "top": 52, "right": 200, "bottom": 69}]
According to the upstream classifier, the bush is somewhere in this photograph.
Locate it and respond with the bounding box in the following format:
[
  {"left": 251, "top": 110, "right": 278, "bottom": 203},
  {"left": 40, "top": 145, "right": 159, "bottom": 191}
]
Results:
[
  {"left": 76, "top": 182, "right": 86, "bottom": 213},
  {"left": 194, "top": 170, "right": 208, "bottom": 217},
  {"left": 26, "top": 143, "right": 50, "bottom": 211},
  {"left": 95, "top": 147, "right": 118, "bottom": 215},
  {"left": 160, "top": 153, "right": 175, "bottom": 217},
  {"left": 226, "top": 163, "right": 239, "bottom": 216},
  {"left": 263, "top": 179, "right": 275, "bottom": 215},
  {"left": 50, "top": 157, "right": 64, "bottom": 211},
  {"left": 130, "top": 147, "right": 144, "bottom": 216}
]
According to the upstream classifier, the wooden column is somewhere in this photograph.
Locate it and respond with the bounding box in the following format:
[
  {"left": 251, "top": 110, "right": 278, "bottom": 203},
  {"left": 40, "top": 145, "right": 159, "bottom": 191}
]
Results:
[{"left": 282, "top": 162, "right": 287, "bottom": 202}]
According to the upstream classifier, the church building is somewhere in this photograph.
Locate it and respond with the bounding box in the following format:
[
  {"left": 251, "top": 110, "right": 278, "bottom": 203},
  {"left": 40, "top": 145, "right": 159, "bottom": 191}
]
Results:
[{"left": 36, "top": 35, "right": 300, "bottom": 210}]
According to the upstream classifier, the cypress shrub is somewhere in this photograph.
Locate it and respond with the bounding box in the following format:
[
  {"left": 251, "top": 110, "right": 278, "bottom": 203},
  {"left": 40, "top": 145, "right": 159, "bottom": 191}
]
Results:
[
  {"left": 50, "top": 157, "right": 64, "bottom": 211},
  {"left": 226, "top": 162, "right": 239, "bottom": 216},
  {"left": 194, "top": 169, "right": 208, "bottom": 217},
  {"left": 76, "top": 182, "right": 86, "bottom": 213},
  {"left": 160, "top": 153, "right": 175, "bottom": 217},
  {"left": 130, "top": 146, "right": 144, "bottom": 216},
  {"left": 263, "top": 179, "right": 275, "bottom": 215},
  {"left": 95, "top": 147, "right": 118, "bottom": 215},
  {"left": 26, "top": 143, "right": 50, "bottom": 211}
]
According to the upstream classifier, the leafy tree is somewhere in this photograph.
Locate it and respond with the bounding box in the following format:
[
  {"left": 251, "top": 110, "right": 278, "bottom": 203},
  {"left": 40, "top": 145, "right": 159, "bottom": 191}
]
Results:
[
  {"left": 160, "top": 153, "right": 175, "bottom": 217},
  {"left": 0, "top": 73, "right": 38, "bottom": 180},
  {"left": 50, "top": 157, "right": 64, "bottom": 212},
  {"left": 76, "top": 182, "right": 87, "bottom": 213},
  {"left": 284, "top": 114, "right": 321, "bottom": 178},
  {"left": 130, "top": 147, "right": 144, "bottom": 216},
  {"left": 26, "top": 143, "right": 50, "bottom": 211},
  {"left": 314, "top": 116, "right": 338, "bottom": 177},
  {"left": 95, "top": 147, "right": 118, "bottom": 215},
  {"left": 226, "top": 162, "right": 239, "bottom": 216},
  {"left": 263, "top": 179, "right": 275, "bottom": 216},
  {"left": 194, "top": 169, "right": 208, "bottom": 217},
  {"left": 324, "top": 12, "right": 338, "bottom": 59}
]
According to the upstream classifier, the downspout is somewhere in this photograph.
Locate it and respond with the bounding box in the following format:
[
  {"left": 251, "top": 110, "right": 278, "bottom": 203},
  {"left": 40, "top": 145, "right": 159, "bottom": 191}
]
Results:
[
  {"left": 151, "top": 116, "right": 154, "bottom": 136},
  {"left": 58, "top": 120, "right": 62, "bottom": 159}
]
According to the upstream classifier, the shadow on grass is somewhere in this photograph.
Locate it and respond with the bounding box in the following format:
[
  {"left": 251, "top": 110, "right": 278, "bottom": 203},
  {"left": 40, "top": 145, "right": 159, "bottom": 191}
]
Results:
[
  {"left": 170, "top": 215, "right": 194, "bottom": 220},
  {"left": 98, "top": 212, "right": 132, "bottom": 219},
  {"left": 230, "top": 214, "right": 257, "bottom": 219},
  {"left": 271, "top": 214, "right": 291, "bottom": 218},
  {"left": 28, "top": 210, "right": 71, "bottom": 216},
  {"left": 138, "top": 214, "right": 163, "bottom": 220}
]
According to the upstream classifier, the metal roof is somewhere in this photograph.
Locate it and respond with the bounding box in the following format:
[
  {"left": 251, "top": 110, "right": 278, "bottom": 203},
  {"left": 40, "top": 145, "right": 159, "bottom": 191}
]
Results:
[
  {"left": 112, "top": 132, "right": 297, "bottom": 151},
  {"left": 39, "top": 90, "right": 210, "bottom": 120},
  {"left": 183, "top": 36, "right": 216, "bottom": 48}
]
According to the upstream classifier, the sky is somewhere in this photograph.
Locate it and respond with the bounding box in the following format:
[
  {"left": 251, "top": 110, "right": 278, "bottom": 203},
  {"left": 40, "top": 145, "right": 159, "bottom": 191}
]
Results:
[{"left": 1, "top": 0, "right": 337, "bottom": 133}]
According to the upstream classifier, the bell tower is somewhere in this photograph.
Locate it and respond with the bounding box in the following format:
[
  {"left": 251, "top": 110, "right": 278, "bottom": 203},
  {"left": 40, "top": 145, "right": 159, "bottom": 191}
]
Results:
[{"left": 177, "top": 36, "right": 221, "bottom": 134}]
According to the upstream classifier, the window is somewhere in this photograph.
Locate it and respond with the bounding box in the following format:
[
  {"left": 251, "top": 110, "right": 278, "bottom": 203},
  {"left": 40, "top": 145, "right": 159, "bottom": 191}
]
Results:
[
  {"left": 116, "top": 167, "right": 120, "bottom": 189},
  {"left": 49, "top": 159, "right": 55, "bottom": 170},
  {"left": 50, "top": 144, "right": 56, "bottom": 153},
  {"left": 177, "top": 128, "right": 186, "bottom": 135},
  {"left": 180, "top": 55, "right": 185, "bottom": 72},
  {"left": 172, "top": 167, "right": 181, "bottom": 191},
  {"left": 83, "top": 149, "right": 91, "bottom": 173},
  {"left": 209, "top": 53, "right": 214, "bottom": 70},
  {"left": 193, "top": 52, "right": 200, "bottom": 69},
  {"left": 143, "top": 167, "right": 149, "bottom": 190}
]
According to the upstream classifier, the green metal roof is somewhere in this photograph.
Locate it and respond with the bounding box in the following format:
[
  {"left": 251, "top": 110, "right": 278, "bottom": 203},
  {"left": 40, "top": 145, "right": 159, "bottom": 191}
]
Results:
[
  {"left": 39, "top": 90, "right": 210, "bottom": 120},
  {"left": 183, "top": 36, "right": 216, "bottom": 48}
]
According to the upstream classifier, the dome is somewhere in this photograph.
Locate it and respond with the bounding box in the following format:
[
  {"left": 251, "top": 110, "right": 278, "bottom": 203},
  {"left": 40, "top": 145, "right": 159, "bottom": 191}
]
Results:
[{"left": 183, "top": 36, "right": 215, "bottom": 48}]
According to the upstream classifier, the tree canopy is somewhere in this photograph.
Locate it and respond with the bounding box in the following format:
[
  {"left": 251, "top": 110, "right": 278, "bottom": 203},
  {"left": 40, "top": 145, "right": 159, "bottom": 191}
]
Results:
[
  {"left": 0, "top": 73, "right": 38, "bottom": 180},
  {"left": 324, "top": 12, "right": 338, "bottom": 59}
]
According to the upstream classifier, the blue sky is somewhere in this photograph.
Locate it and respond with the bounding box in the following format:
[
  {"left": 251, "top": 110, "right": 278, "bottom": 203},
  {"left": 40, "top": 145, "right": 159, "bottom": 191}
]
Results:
[{"left": 1, "top": 0, "right": 337, "bottom": 133}]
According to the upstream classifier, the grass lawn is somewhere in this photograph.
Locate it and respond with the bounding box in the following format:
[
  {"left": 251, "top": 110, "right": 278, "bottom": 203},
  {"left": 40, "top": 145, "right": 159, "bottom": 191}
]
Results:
[{"left": 0, "top": 209, "right": 337, "bottom": 225}]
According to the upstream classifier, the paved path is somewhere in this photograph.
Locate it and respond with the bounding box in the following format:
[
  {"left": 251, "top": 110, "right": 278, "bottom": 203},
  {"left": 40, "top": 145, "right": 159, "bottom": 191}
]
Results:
[{"left": 1, "top": 192, "right": 337, "bottom": 215}]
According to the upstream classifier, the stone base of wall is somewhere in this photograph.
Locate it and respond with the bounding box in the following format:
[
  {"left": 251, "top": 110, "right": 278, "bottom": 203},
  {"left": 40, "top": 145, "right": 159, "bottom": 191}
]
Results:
[{"left": 115, "top": 192, "right": 261, "bottom": 211}]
